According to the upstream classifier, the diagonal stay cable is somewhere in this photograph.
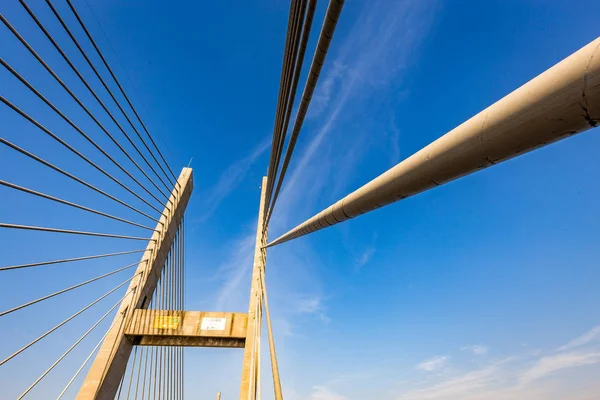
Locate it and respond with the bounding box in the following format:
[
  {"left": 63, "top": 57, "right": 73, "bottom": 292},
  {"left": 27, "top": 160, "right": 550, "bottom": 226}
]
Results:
[
  {"left": 115, "top": 370, "right": 126, "bottom": 399},
  {"left": 154, "top": 273, "right": 160, "bottom": 400},
  {"left": 268, "top": 0, "right": 308, "bottom": 208},
  {"left": 135, "top": 345, "right": 149, "bottom": 400},
  {"left": 0, "top": 249, "right": 146, "bottom": 272},
  {"left": 181, "top": 219, "right": 185, "bottom": 398},
  {"left": 266, "top": 0, "right": 345, "bottom": 226},
  {"left": 66, "top": 0, "right": 178, "bottom": 183},
  {"left": 19, "top": 287, "right": 137, "bottom": 400},
  {"left": 1, "top": 260, "right": 144, "bottom": 317},
  {"left": 265, "top": 0, "right": 317, "bottom": 227},
  {"left": 0, "top": 223, "right": 154, "bottom": 241},
  {"left": 158, "top": 258, "right": 165, "bottom": 399},
  {"left": 0, "top": 136, "right": 160, "bottom": 223},
  {"left": 0, "top": 273, "right": 139, "bottom": 365},
  {"left": 142, "top": 304, "right": 155, "bottom": 399},
  {"left": 259, "top": 262, "right": 283, "bottom": 399},
  {"left": 171, "top": 234, "right": 178, "bottom": 400},
  {"left": 39, "top": 0, "right": 177, "bottom": 190},
  {"left": 98, "top": 287, "right": 136, "bottom": 400},
  {"left": 0, "top": 13, "right": 171, "bottom": 201},
  {"left": 81, "top": 0, "right": 153, "bottom": 134},
  {"left": 0, "top": 179, "right": 156, "bottom": 232},
  {"left": 144, "top": 345, "right": 154, "bottom": 399},
  {"left": 264, "top": 0, "right": 302, "bottom": 210},
  {"left": 55, "top": 307, "right": 121, "bottom": 400},
  {"left": 124, "top": 345, "right": 139, "bottom": 399},
  {"left": 169, "top": 241, "right": 176, "bottom": 400},
  {"left": 0, "top": 59, "right": 169, "bottom": 210},
  {"left": 132, "top": 343, "right": 145, "bottom": 399},
  {"left": 276, "top": 0, "right": 315, "bottom": 169},
  {"left": 20, "top": 0, "right": 176, "bottom": 194},
  {"left": 0, "top": 93, "right": 165, "bottom": 216}
]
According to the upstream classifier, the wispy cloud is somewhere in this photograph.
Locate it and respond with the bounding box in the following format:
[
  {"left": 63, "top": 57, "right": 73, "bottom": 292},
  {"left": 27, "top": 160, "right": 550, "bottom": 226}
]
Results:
[
  {"left": 308, "top": 386, "right": 348, "bottom": 400},
  {"left": 417, "top": 356, "right": 449, "bottom": 372},
  {"left": 294, "top": 293, "right": 323, "bottom": 314},
  {"left": 212, "top": 232, "right": 256, "bottom": 311},
  {"left": 292, "top": 293, "right": 329, "bottom": 323},
  {"left": 520, "top": 351, "right": 600, "bottom": 384},
  {"left": 403, "top": 358, "right": 512, "bottom": 399},
  {"left": 310, "top": 60, "right": 347, "bottom": 117},
  {"left": 558, "top": 324, "right": 600, "bottom": 352},
  {"left": 397, "top": 324, "right": 600, "bottom": 400},
  {"left": 461, "top": 344, "right": 488, "bottom": 356},
  {"left": 196, "top": 139, "right": 269, "bottom": 222},
  {"left": 354, "top": 246, "right": 375, "bottom": 273},
  {"left": 271, "top": 0, "right": 438, "bottom": 231}
]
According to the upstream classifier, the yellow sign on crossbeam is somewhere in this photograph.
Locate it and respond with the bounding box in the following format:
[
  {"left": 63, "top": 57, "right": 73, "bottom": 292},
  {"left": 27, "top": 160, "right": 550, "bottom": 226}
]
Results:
[{"left": 153, "top": 316, "right": 181, "bottom": 329}]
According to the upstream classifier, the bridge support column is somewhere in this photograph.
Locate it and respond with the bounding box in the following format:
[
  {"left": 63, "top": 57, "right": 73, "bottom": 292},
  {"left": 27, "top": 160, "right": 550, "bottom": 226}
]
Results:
[
  {"left": 239, "top": 176, "right": 268, "bottom": 400},
  {"left": 77, "top": 168, "right": 193, "bottom": 400}
]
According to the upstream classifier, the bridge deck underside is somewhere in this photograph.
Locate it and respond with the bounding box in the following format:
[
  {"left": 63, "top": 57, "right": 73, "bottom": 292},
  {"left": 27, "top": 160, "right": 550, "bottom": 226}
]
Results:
[{"left": 125, "top": 309, "right": 248, "bottom": 348}]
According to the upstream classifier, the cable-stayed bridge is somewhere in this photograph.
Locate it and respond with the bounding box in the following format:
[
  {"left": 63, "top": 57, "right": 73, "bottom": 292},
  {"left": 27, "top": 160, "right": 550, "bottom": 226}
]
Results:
[{"left": 0, "top": 0, "right": 598, "bottom": 399}]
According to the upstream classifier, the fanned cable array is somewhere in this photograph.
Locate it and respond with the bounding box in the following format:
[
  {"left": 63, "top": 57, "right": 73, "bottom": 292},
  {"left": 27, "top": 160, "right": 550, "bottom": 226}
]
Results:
[
  {"left": 0, "top": 0, "right": 186, "bottom": 398},
  {"left": 4, "top": 1, "right": 594, "bottom": 399},
  {"left": 263, "top": 0, "right": 345, "bottom": 227},
  {"left": 243, "top": 1, "right": 346, "bottom": 399}
]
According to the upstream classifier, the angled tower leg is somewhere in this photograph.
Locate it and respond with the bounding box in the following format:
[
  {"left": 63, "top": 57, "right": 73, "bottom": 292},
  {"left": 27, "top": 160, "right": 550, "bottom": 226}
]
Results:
[
  {"left": 77, "top": 168, "right": 193, "bottom": 400},
  {"left": 239, "top": 177, "right": 268, "bottom": 399}
]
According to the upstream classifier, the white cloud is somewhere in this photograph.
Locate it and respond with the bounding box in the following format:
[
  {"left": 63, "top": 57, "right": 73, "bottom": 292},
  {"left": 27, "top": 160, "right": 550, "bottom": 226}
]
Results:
[
  {"left": 417, "top": 356, "right": 449, "bottom": 372},
  {"left": 558, "top": 325, "right": 600, "bottom": 352},
  {"left": 310, "top": 60, "right": 347, "bottom": 117},
  {"left": 212, "top": 232, "right": 256, "bottom": 311},
  {"left": 461, "top": 345, "right": 488, "bottom": 356},
  {"left": 294, "top": 294, "right": 322, "bottom": 314},
  {"left": 402, "top": 359, "right": 511, "bottom": 399},
  {"left": 355, "top": 247, "right": 375, "bottom": 272},
  {"left": 292, "top": 293, "right": 329, "bottom": 323},
  {"left": 397, "top": 324, "right": 600, "bottom": 400},
  {"left": 520, "top": 351, "right": 600, "bottom": 384},
  {"left": 308, "top": 386, "right": 348, "bottom": 400},
  {"left": 401, "top": 352, "right": 600, "bottom": 400}
]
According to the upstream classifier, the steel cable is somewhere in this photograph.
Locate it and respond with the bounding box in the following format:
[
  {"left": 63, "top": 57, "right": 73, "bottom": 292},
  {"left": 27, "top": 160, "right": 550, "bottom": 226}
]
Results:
[
  {"left": 259, "top": 262, "right": 283, "bottom": 399},
  {"left": 267, "top": 0, "right": 308, "bottom": 208},
  {"left": 27, "top": 0, "right": 177, "bottom": 194},
  {"left": 264, "top": 0, "right": 305, "bottom": 210},
  {"left": 124, "top": 346, "right": 139, "bottom": 399},
  {"left": 65, "top": 0, "right": 179, "bottom": 183},
  {"left": 0, "top": 136, "right": 160, "bottom": 223},
  {"left": 0, "top": 273, "right": 139, "bottom": 365},
  {"left": 55, "top": 313, "right": 117, "bottom": 400},
  {"left": 0, "top": 249, "right": 146, "bottom": 272},
  {"left": 18, "top": 289, "right": 136, "bottom": 399},
  {"left": 0, "top": 223, "right": 153, "bottom": 241},
  {"left": 265, "top": 0, "right": 318, "bottom": 226},
  {"left": 0, "top": 179, "right": 157, "bottom": 232},
  {"left": 0, "top": 13, "right": 172, "bottom": 201},
  {"left": 0, "top": 59, "right": 169, "bottom": 211},
  {"left": 266, "top": 0, "right": 345, "bottom": 226},
  {"left": 0, "top": 261, "right": 143, "bottom": 317}
]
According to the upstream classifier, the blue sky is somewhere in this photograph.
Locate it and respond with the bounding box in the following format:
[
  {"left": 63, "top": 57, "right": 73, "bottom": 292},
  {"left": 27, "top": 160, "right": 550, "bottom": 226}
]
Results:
[{"left": 1, "top": 0, "right": 600, "bottom": 399}]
